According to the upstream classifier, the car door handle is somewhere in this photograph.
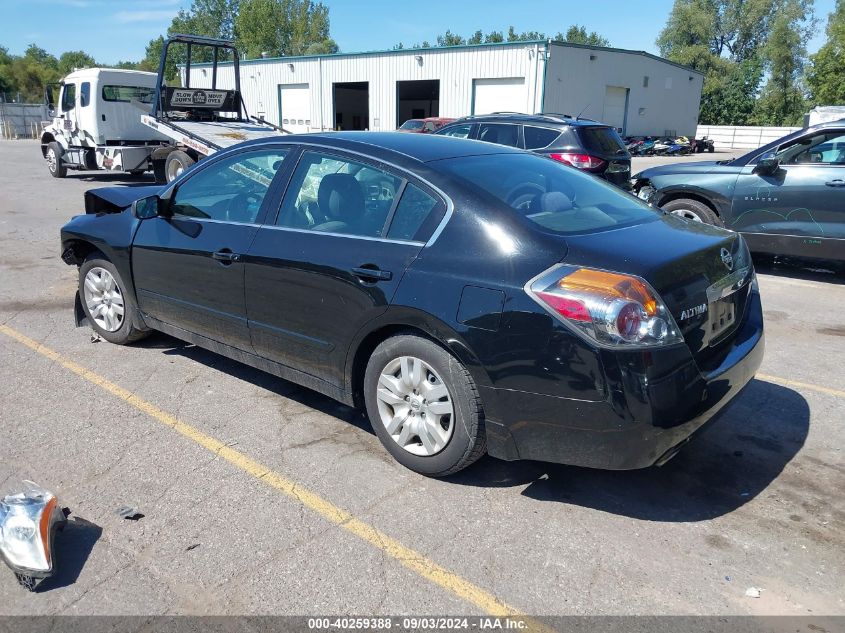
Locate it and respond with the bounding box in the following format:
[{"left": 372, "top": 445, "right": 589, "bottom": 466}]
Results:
[
  {"left": 825, "top": 179, "right": 845, "bottom": 187},
  {"left": 351, "top": 266, "right": 392, "bottom": 281},
  {"left": 212, "top": 250, "right": 241, "bottom": 263}
]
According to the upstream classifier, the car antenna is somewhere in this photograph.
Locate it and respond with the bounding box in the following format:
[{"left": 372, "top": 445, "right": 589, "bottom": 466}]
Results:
[{"left": 575, "top": 104, "right": 591, "bottom": 120}]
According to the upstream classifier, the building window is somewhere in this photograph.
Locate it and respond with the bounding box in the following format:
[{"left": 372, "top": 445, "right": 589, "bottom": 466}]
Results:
[{"left": 643, "top": 76, "right": 649, "bottom": 88}]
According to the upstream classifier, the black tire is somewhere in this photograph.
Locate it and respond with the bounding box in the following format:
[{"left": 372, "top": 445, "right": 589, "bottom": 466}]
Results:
[
  {"left": 708, "top": 145, "right": 715, "bottom": 153},
  {"left": 661, "top": 198, "right": 723, "bottom": 227},
  {"left": 79, "top": 254, "right": 149, "bottom": 345},
  {"left": 364, "top": 334, "right": 486, "bottom": 477},
  {"left": 165, "top": 150, "right": 195, "bottom": 182},
  {"left": 152, "top": 159, "right": 167, "bottom": 184},
  {"left": 46, "top": 141, "right": 67, "bottom": 178}
]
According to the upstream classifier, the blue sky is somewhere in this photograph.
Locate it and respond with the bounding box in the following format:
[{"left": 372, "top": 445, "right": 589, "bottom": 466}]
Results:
[{"left": 0, "top": 0, "right": 837, "bottom": 64}]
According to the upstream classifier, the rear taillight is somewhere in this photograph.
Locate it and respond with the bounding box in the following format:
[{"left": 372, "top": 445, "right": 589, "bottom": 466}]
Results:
[
  {"left": 526, "top": 265, "right": 684, "bottom": 348},
  {"left": 548, "top": 153, "right": 607, "bottom": 171}
]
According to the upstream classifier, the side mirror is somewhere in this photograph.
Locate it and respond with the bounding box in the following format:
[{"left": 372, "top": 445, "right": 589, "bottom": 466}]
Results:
[
  {"left": 44, "top": 83, "right": 58, "bottom": 118},
  {"left": 754, "top": 153, "right": 780, "bottom": 175},
  {"left": 132, "top": 195, "right": 163, "bottom": 219}
]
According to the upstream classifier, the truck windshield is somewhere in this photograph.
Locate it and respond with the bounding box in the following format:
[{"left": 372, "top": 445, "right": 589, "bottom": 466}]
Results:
[{"left": 102, "top": 86, "right": 155, "bottom": 104}]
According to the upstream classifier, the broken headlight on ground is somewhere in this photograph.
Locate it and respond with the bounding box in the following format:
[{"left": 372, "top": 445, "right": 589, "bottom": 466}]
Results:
[{"left": 0, "top": 481, "right": 66, "bottom": 591}]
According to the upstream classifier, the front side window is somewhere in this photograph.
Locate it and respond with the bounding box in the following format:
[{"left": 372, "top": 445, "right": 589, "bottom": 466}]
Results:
[
  {"left": 276, "top": 151, "right": 403, "bottom": 237},
  {"left": 477, "top": 123, "right": 520, "bottom": 148},
  {"left": 61, "top": 83, "right": 76, "bottom": 112},
  {"left": 80, "top": 82, "right": 91, "bottom": 107},
  {"left": 436, "top": 153, "right": 658, "bottom": 235},
  {"left": 777, "top": 132, "right": 845, "bottom": 165},
  {"left": 170, "top": 149, "right": 289, "bottom": 223},
  {"left": 102, "top": 85, "right": 155, "bottom": 104},
  {"left": 438, "top": 123, "right": 472, "bottom": 138},
  {"left": 400, "top": 120, "right": 424, "bottom": 131}
]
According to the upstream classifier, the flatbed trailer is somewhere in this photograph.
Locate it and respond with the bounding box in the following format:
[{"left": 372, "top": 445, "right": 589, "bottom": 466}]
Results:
[{"left": 141, "top": 34, "right": 288, "bottom": 182}]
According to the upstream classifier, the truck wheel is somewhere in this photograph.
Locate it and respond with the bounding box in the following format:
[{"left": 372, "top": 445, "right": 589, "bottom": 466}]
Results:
[
  {"left": 662, "top": 198, "right": 723, "bottom": 227},
  {"left": 46, "top": 142, "right": 67, "bottom": 178},
  {"left": 79, "top": 254, "right": 148, "bottom": 345},
  {"left": 152, "top": 160, "right": 167, "bottom": 184},
  {"left": 165, "top": 151, "right": 195, "bottom": 182},
  {"left": 364, "top": 334, "right": 487, "bottom": 477}
]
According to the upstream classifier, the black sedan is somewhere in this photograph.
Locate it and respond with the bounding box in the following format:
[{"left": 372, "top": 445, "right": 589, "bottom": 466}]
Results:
[
  {"left": 60, "top": 132, "right": 764, "bottom": 477},
  {"left": 632, "top": 119, "right": 845, "bottom": 263}
]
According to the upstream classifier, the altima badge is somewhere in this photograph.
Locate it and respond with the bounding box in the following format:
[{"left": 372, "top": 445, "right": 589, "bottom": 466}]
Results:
[
  {"left": 721, "top": 248, "right": 734, "bottom": 271},
  {"left": 679, "top": 304, "right": 707, "bottom": 320}
]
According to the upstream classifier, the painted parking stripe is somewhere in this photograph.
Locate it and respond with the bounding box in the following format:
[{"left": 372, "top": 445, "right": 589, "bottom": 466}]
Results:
[
  {"left": 758, "top": 373, "right": 845, "bottom": 399},
  {"left": 0, "top": 324, "right": 524, "bottom": 618}
]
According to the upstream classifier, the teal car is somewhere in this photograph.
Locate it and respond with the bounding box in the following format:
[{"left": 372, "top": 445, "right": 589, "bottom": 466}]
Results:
[{"left": 632, "top": 120, "right": 845, "bottom": 263}]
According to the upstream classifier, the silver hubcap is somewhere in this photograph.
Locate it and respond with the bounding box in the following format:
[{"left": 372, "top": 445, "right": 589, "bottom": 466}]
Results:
[
  {"left": 47, "top": 148, "right": 57, "bottom": 172},
  {"left": 670, "top": 208, "right": 704, "bottom": 222},
  {"left": 83, "top": 267, "right": 125, "bottom": 332},
  {"left": 376, "top": 356, "right": 454, "bottom": 456},
  {"left": 167, "top": 160, "right": 183, "bottom": 182}
]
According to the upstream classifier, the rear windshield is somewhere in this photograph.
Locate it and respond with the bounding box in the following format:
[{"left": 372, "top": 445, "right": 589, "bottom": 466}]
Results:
[
  {"left": 400, "top": 120, "right": 424, "bottom": 130},
  {"left": 577, "top": 126, "right": 627, "bottom": 155},
  {"left": 102, "top": 85, "right": 155, "bottom": 104},
  {"left": 436, "top": 153, "right": 657, "bottom": 235}
]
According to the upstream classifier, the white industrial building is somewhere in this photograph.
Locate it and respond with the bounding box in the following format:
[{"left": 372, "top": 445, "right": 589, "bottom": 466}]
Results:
[{"left": 184, "top": 40, "right": 703, "bottom": 137}]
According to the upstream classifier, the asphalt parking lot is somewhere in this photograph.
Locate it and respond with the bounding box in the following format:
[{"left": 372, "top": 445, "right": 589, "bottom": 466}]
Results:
[{"left": 0, "top": 140, "right": 843, "bottom": 617}]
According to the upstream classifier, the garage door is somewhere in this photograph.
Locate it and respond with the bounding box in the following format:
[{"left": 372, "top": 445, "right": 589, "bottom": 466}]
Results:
[
  {"left": 279, "top": 83, "right": 310, "bottom": 133},
  {"left": 472, "top": 78, "right": 526, "bottom": 115},
  {"left": 602, "top": 86, "right": 628, "bottom": 133}
]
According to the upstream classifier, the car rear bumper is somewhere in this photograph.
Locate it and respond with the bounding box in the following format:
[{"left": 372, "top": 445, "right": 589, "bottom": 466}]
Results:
[{"left": 481, "top": 290, "right": 765, "bottom": 469}]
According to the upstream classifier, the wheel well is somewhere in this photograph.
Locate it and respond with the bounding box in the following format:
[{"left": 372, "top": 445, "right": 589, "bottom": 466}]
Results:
[
  {"left": 40, "top": 132, "right": 55, "bottom": 157},
  {"left": 349, "top": 324, "right": 443, "bottom": 409},
  {"left": 658, "top": 191, "right": 720, "bottom": 217},
  {"left": 63, "top": 240, "right": 103, "bottom": 266}
]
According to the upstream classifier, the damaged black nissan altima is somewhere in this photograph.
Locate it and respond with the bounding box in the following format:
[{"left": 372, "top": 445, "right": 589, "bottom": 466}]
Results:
[{"left": 60, "top": 132, "right": 764, "bottom": 477}]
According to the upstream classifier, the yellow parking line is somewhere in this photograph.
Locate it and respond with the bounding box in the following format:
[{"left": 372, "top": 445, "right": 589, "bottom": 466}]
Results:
[
  {"left": 758, "top": 373, "right": 845, "bottom": 399},
  {"left": 0, "top": 323, "right": 523, "bottom": 618}
]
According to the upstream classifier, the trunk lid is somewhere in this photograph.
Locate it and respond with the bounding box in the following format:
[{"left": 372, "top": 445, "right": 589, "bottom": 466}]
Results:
[{"left": 561, "top": 215, "right": 754, "bottom": 365}]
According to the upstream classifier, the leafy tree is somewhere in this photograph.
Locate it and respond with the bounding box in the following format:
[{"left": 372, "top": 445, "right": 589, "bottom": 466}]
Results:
[
  {"left": 235, "top": 0, "right": 333, "bottom": 58},
  {"left": 468, "top": 30, "right": 484, "bottom": 45},
  {"left": 485, "top": 31, "right": 504, "bottom": 43},
  {"left": 395, "top": 25, "right": 610, "bottom": 49},
  {"left": 807, "top": 0, "right": 845, "bottom": 104},
  {"left": 556, "top": 25, "right": 610, "bottom": 46},
  {"left": 58, "top": 50, "right": 97, "bottom": 75},
  {"left": 436, "top": 30, "right": 466, "bottom": 46}
]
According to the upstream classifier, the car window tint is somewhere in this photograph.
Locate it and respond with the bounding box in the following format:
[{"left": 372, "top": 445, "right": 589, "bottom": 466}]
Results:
[
  {"left": 523, "top": 126, "right": 560, "bottom": 149},
  {"left": 387, "top": 183, "right": 444, "bottom": 241},
  {"left": 400, "top": 120, "right": 424, "bottom": 131},
  {"left": 437, "top": 153, "right": 658, "bottom": 236},
  {"left": 779, "top": 132, "right": 845, "bottom": 165},
  {"left": 438, "top": 123, "right": 472, "bottom": 138},
  {"left": 276, "top": 151, "right": 403, "bottom": 237},
  {"left": 477, "top": 123, "right": 520, "bottom": 147},
  {"left": 101, "top": 85, "right": 156, "bottom": 104},
  {"left": 61, "top": 84, "right": 76, "bottom": 111},
  {"left": 80, "top": 82, "right": 91, "bottom": 107},
  {"left": 170, "top": 149, "right": 288, "bottom": 223},
  {"left": 577, "top": 126, "right": 627, "bottom": 154}
]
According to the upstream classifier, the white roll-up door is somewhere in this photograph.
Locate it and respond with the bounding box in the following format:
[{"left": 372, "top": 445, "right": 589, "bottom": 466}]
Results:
[
  {"left": 278, "top": 83, "right": 311, "bottom": 133},
  {"left": 472, "top": 78, "right": 526, "bottom": 115},
  {"left": 602, "top": 86, "right": 628, "bottom": 133}
]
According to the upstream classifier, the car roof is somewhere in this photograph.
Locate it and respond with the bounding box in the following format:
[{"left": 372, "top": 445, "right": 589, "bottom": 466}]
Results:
[
  {"left": 242, "top": 131, "right": 525, "bottom": 163},
  {"left": 445, "top": 112, "right": 605, "bottom": 128}
]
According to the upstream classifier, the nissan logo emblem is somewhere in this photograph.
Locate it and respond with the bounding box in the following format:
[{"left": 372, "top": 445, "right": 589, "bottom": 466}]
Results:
[{"left": 720, "top": 247, "right": 734, "bottom": 271}]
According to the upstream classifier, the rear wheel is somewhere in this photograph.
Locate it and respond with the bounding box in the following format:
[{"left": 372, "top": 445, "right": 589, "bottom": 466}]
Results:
[
  {"left": 79, "top": 255, "right": 148, "bottom": 345},
  {"left": 152, "top": 159, "right": 167, "bottom": 184},
  {"left": 662, "top": 198, "right": 723, "bottom": 227},
  {"left": 165, "top": 150, "right": 195, "bottom": 182},
  {"left": 364, "top": 335, "right": 486, "bottom": 477},
  {"left": 46, "top": 142, "right": 67, "bottom": 178}
]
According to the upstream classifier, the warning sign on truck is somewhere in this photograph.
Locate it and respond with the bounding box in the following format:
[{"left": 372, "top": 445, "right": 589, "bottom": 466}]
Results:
[{"left": 170, "top": 89, "right": 227, "bottom": 108}]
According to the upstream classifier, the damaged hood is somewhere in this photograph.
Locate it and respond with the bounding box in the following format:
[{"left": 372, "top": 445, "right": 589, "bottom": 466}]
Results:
[{"left": 84, "top": 185, "right": 165, "bottom": 215}]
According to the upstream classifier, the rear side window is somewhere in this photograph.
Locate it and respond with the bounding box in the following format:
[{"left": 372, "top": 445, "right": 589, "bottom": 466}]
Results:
[
  {"left": 80, "top": 82, "right": 91, "bottom": 107},
  {"left": 387, "top": 183, "right": 444, "bottom": 242},
  {"left": 524, "top": 126, "right": 560, "bottom": 150},
  {"left": 477, "top": 123, "right": 519, "bottom": 148},
  {"left": 102, "top": 85, "right": 155, "bottom": 104},
  {"left": 438, "top": 123, "right": 472, "bottom": 138},
  {"left": 437, "top": 153, "right": 657, "bottom": 236},
  {"left": 577, "top": 126, "right": 627, "bottom": 154}
]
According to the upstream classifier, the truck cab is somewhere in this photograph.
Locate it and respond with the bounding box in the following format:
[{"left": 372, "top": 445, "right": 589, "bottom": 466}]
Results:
[{"left": 41, "top": 68, "right": 169, "bottom": 178}]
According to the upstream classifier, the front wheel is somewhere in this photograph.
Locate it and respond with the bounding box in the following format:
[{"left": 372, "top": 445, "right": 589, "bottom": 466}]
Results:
[
  {"left": 364, "top": 335, "right": 486, "bottom": 477},
  {"left": 46, "top": 142, "right": 67, "bottom": 178},
  {"left": 79, "top": 255, "right": 148, "bottom": 345},
  {"left": 662, "top": 198, "right": 723, "bottom": 227}
]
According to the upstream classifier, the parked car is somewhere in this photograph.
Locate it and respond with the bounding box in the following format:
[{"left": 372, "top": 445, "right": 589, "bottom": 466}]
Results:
[
  {"left": 632, "top": 119, "right": 845, "bottom": 263},
  {"left": 61, "top": 132, "right": 763, "bottom": 477},
  {"left": 397, "top": 117, "right": 455, "bottom": 133},
  {"left": 435, "top": 113, "right": 632, "bottom": 189}
]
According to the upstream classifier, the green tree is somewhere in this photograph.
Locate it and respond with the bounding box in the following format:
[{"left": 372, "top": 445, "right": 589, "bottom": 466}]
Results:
[
  {"left": 468, "top": 30, "right": 484, "bottom": 45},
  {"left": 484, "top": 31, "right": 504, "bottom": 43},
  {"left": 58, "top": 50, "right": 97, "bottom": 75},
  {"left": 235, "top": 0, "right": 333, "bottom": 58},
  {"left": 557, "top": 25, "right": 610, "bottom": 47},
  {"left": 807, "top": 0, "right": 845, "bottom": 104},
  {"left": 436, "top": 30, "right": 465, "bottom": 46}
]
